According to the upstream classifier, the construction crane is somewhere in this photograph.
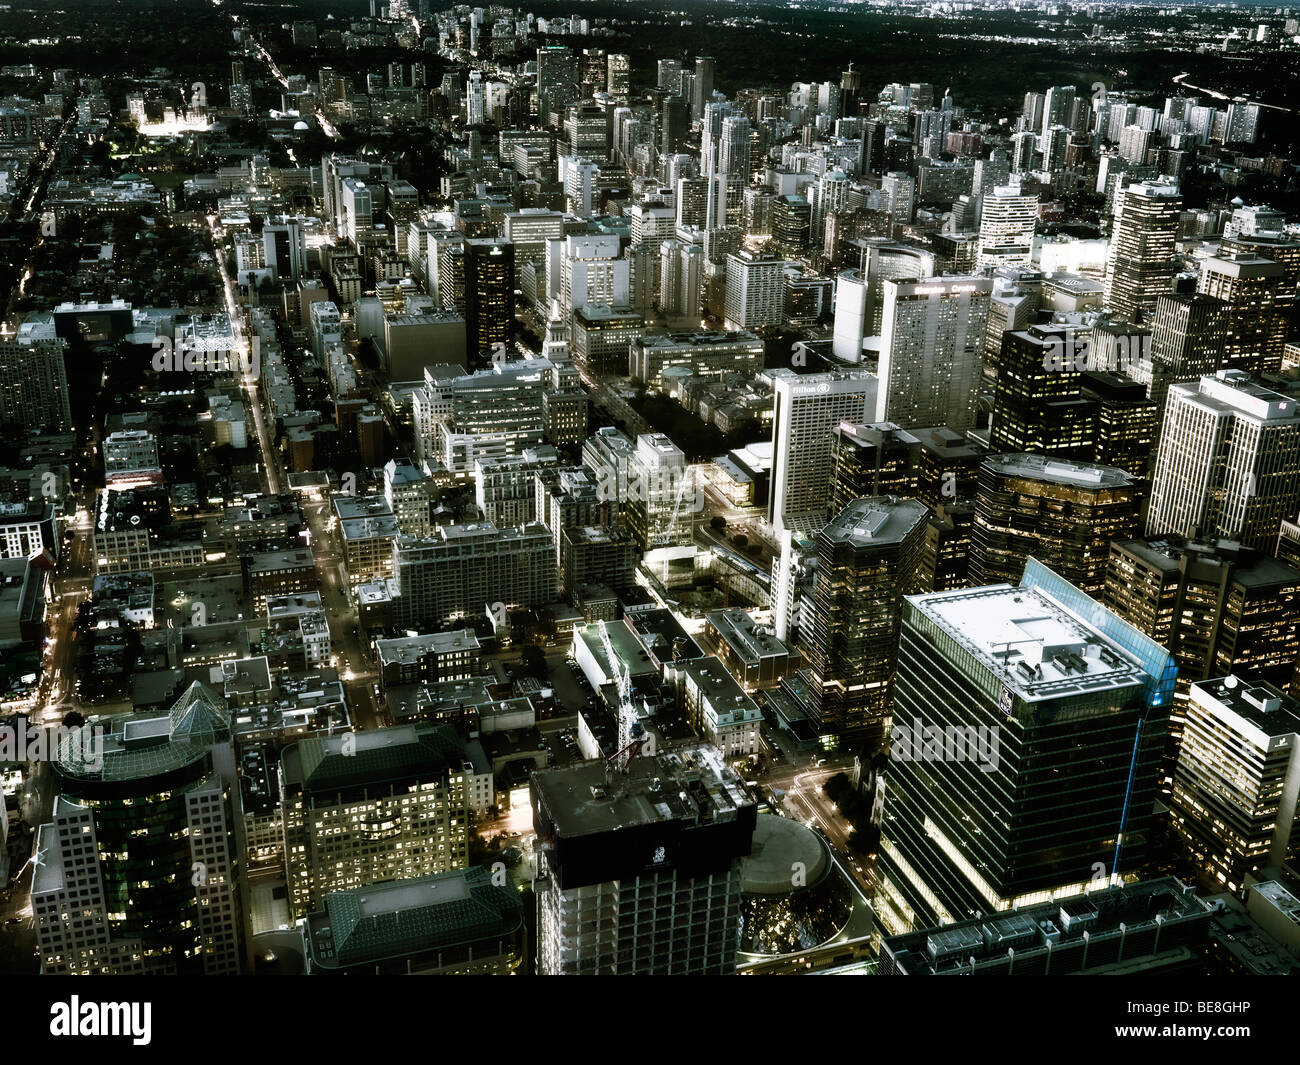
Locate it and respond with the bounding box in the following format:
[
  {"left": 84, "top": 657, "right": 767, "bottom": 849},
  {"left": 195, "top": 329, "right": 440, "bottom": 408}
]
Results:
[
  {"left": 599, "top": 620, "right": 638, "bottom": 748},
  {"left": 606, "top": 721, "right": 648, "bottom": 774}
]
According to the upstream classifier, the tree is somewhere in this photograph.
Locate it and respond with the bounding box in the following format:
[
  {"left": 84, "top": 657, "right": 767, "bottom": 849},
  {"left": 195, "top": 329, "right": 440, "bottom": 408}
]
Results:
[
  {"left": 709, "top": 516, "right": 727, "bottom": 531},
  {"left": 519, "top": 643, "right": 548, "bottom": 680}
]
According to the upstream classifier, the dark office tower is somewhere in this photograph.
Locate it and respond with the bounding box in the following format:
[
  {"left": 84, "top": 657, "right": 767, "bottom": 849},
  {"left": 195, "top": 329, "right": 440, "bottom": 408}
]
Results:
[
  {"left": 770, "top": 194, "right": 811, "bottom": 258},
  {"left": 862, "top": 120, "right": 886, "bottom": 175},
  {"left": 803, "top": 496, "right": 928, "bottom": 749},
  {"left": 580, "top": 48, "right": 607, "bottom": 95},
  {"left": 1104, "top": 537, "right": 1300, "bottom": 797},
  {"left": 532, "top": 745, "right": 757, "bottom": 975},
  {"left": 1104, "top": 538, "right": 1300, "bottom": 697},
  {"left": 1197, "top": 251, "right": 1289, "bottom": 377},
  {"left": 970, "top": 453, "right": 1138, "bottom": 595},
  {"left": 1081, "top": 371, "right": 1157, "bottom": 480},
  {"left": 464, "top": 239, "right": 515, "bottom": 360},
  {"left": 1147, "top": 293, "right": 1230, "bottom": 418},
  {"left": 536, "top": 45, "right": 578, "bottom": 124},
  {"left": 911, "top": 425, "right": 988, "bottom": 509},
  {"left": 660, "top": 93, "right": 688, "bottom": 155},
  {"left": 676, "top": 175, "right": 709, "bottom": 228},
  {"left": 692, "top": 56, "right": 715, "bottom": 121},
  {"left": 829, "top": 422, "right": 921, "bottom": 516},
  {"left": 840, "top": 63, "right": 863, "bottom": 118},
  {"left": 1104, "top": 180, "right": 1181, "bottom": 323},
  {"left": 35, "top": 684, "right": 243, "bottom": 974},
  {"left": 990, "top": 324, "right": 1097, "bottom": 460},
  {"left": 876, "top": 560, "right": 1174, "bottom": 935}
]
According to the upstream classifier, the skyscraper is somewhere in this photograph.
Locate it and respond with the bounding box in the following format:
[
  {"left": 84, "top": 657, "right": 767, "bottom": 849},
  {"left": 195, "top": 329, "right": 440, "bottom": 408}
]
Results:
[
  {"left": 1145, "top": 293, "right": 1230, "bottom": 417},
  {"left": 0, "top": 318, "right": 72, "bottom": 432},
  {"left": 1104, "top": 180, "right": 1181, "bottom": 323},
  {"left": 876, "top": 560, "right": 1174, "bottom": 934},
  {"left": 532, "top": 744, "right": 757, "bottom": 975},
  {"left": 723, "top": 249, "right": 785, "bottom": 330},
  {"left": 536, "top": 45, "right": 578, "bottom": 123},
  {"left": 691, "top": 56, "right": 715, "bottom": 120},
  {"left": 767, "top": 367, "right": 877, "bottom": 532},
  {"left": 1170, "top": 677, "right": 1300, "bottom": 892},
  {"left": 464, "top": 238, "right": 515, "bottom": 360},
  {"left": 876, "top": 276, "right": 992, "bottom": 434},
  {"left": 990, "top": 324, "right": 1097, "bottom": 460},
  {"left": 1146, "top": 370, "right": 1300, "bottom": 551},
  {"left": 976, "top": 185, "right": 1038, "bottom": 269},
  {"left": 969, "top": 453, "right": 1139, "bottom": 594},
  {"left": 1196, "top": 251, "right": 1289, "bottom": 377},
  {"left": 802, "top": 496, "right": 928, "bottom": 746}
]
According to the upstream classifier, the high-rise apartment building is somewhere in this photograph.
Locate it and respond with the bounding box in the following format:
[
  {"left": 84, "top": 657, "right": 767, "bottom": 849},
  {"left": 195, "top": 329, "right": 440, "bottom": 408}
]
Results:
[
  {"left": 532, "top": 744, "right": 757, "bottom": 974},
  {"left": 767, "top": 368, "right": 877, "bottom": 532},
  {"left": 976, "top": 185, "right": 1039, "bottom": 269},
  {"left": 876, "top": 276, "right": 992, "bottom": 434},
  {"left": 0, "top": 319, "right": 72, "bottom": 432},
  {"left": 1146, "top": 371, "right": 1300, "bottom": 551}
]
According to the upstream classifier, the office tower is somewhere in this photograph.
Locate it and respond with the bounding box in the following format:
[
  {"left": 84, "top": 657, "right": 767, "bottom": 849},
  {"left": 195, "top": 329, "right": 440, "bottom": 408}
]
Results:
[
  {"left": 660, "top": 94, "right": 688, "bottom": 155},
  {"left": 463, "top": 239, "right": 515, "bottom": 360},
  {"left": 970, "top": 454, "right": 1139, "bottom": 594},
  {"left": 466, "top": 70, "right": 485, "bottom": 125},
  {"left": 532, "top": 744, "right": 757, "bottom": 975},
  {"left": 555, "top": 233, "right": 629, "bottom": 310},
  {"left": 829, "top": 422, "right": 921, "bottom": 514},
  {"left": 1196, "top": 252, "right": 1289, "bottom": 377},
  {"left": 724, "top": 249, "right": 785, "bottom": 330},
  {"left": 565, "top": 103, "right": 609, "bottom": 162},
  {"left": 718, "top": 113, "right": 752, "bottom": 180},
  {"left": 1105, "top": 538, "right": 1300, "bottom": 698},
  {"left": 840, "top": 62, "right": 862, "bottom": 117},
  {"left": 990, "top": 324, "right": 1097, "bottom": 460},
  {"left": 876, "top": 559, "right": 1174, "bottom": 934},
  {"left": 1146, "top": 293, "right": 1230, "bottom": 417},
  {"left": 770, "top": 195, "right": 811, "bottom": 257},
  {"left": 976, "top": 185, "right": 1038, "bottom": 269},
  {"left": 623, "top": 433, "right": 695, "bottom": 549},
  {"left": 767, "top": 368, "right": 877, "bottom": 532},
  {"left": 35, "top": 683, "right": 242, "bottom": 974},
  {"left": 263, "top": 219, "right": 308, "bottom": 279},
  {"left": 606, "top": 53, "right": 630, "bottom": 97},
  {"left": 1081, "top": 371, "right": 1157, "bottom": 479},
  {"left": 1171, "top": 677, "right": 1300, "bottom": 892},
  {"left": 0, "top": 319, "right": 71, "bottom": 432},
  {"left": 882, "top": 171, "right": 916, "bottom": 225},
  {"left": 832, "top": 268, "right": 869, "bottom": 363},
  {"left": 1104, "top": 181, "right": 1181, "bottom": 323},
  {"left": 814, "top": 169, "right": 849, "bottom": 244},
  {"left": 691, "top": 55, "right": 715, "bottom": 120},
  {"left": 536, "top": 45, "right": 578, "bottom": 123},
  {"left": 390, "top": 523, "right": 554, "bottom": 629},
  {"left": 876, "top": 276, "right": 992, "bottom": 434},
  {"left": 859, "top": 241, "right": 937, "bottom": 336},
  {"left": 281, "top": 723, "right": 474, "bottom": 920},
  {"left": 803, "top": 496, "right": 928, "bottom": 745},
  {"left": 561, "top": 155, "right": 600, "bottom": 218},
  {"left": 657, "top": 58, "right": 682, "bottom": 94},
  {"left": 1146, "top": 371, "right": 1300, "bottom": 552},
  {"left": 658, "top": 240, "right": 704, "bottom": 318}
]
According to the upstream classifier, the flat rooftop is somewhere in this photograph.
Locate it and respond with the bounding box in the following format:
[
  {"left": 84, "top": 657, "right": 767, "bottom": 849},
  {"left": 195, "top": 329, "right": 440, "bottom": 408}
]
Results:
[
  {"left": 823, "top": 496, "right": 928, "bottom": 546},
  {"left": 531, "top": 744, "right": 752, "bottom": 837},
  {"left": 983, "top": 453, "right": 1133, "bottom": 489},
  {"left": 907, "top": 583, "right": 1149, "bottom": 703}
]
